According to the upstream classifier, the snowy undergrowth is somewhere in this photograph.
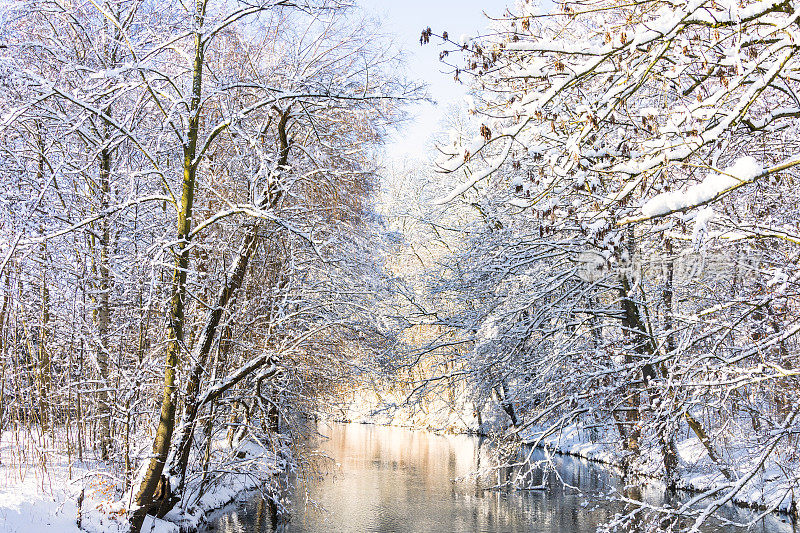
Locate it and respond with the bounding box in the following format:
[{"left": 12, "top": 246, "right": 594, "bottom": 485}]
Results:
[
  {"left": 0, "top": 431, "right": 282, "bottom": 532},
  {"left": 153, "top": 439, "right": 283, "bottom": 533},
  {"left": 0, "top": 430, "right": 125, "bottom": 532}
]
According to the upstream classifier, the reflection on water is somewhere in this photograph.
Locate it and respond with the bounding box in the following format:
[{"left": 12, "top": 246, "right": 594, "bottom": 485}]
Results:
[{"left": 206, "top": 422, "right": 797, "bottom": 533}]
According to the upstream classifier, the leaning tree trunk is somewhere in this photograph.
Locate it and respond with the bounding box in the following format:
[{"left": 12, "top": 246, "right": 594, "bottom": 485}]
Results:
[
  {"left": 494, "top": 381, "right": 519, "bottom": 428},
  {"left": 129, "top": 5, "right": 205, "bottom": 529},
  {"left": 169, "top": 230, "right": 259, "bottom": 491},
  {"left": 169, "top": 109, "right": 291, "bottom": 494}
]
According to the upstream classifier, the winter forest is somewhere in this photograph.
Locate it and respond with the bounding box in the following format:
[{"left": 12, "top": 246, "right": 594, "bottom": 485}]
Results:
[{"left": 0, "top": 0, "right": 799, "bottom": 531}]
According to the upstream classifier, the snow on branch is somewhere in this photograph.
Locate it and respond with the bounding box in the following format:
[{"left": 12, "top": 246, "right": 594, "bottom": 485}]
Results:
[
  {"left": 620, "top": 154, "right": 800, "bottom": 224},
  {"left": 434, "top": 138, "right": 514, "bottom": 204}
]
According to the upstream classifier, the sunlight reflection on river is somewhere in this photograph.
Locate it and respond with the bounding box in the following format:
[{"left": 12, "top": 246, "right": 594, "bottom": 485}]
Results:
[{"left": 206, "top": 422, "right": 797, "bottom": 533}]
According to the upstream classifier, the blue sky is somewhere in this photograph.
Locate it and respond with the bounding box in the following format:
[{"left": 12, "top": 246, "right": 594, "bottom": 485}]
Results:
[{"left": 358, "top": 0, "right": 500, "bottom": 160}]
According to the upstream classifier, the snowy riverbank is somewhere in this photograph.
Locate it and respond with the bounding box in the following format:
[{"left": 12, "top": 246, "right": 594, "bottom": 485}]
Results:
[
  {"left": 3, "top": 408, "right": 795, "bottom": 532},
  {"left": 521, "top": 421, "right": 799, "bottom": 520}
]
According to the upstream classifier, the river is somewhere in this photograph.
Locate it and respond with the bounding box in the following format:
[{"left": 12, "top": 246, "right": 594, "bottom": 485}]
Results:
[{"left": 206, "top": 422, "right": 797, "bottom": 532}]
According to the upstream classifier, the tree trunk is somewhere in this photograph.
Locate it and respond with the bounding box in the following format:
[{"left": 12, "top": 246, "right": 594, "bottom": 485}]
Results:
[
  {"left": 0, "top": 273, "right": 10, "bottom": 449},
  {"left": 38, "top": 267, "right": 50, "bottom": 436},
  {"left": 494, "top": 381, "right": 519, "bottom": 428},
  {"left": 617, "top": 228, "right": 656, "bottom": 459},
  {"left": 684, "top": 411, "right": 734, "bottom": 481},
  {"left": 618, "top": 231, "right": 683, "bottom": 483},
  {"left": 170, "top": 230, "right": 259, "bottom": 490},
  {"left": 659, "top": 237, "right": 678, "bottom": 486},
  {"left": 662, "top": 238, "right": 675, "bottom": 355},
  {"left": 34, "top": 130, "right": 51, "bottom": 436},
  {"left": 618, "top": 273, "right": 644, "bottom": 457},
  {"left": 95, "top": 125, "right": 112, "bottom": 461}
]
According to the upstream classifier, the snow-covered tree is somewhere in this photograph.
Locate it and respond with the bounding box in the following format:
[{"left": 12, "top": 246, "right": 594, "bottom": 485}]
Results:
[
  {"left": 425, "top": 0, "right": 800, "bottom": 526},
  {"left": 0, "top": 0, "right": 413, "bottom": 528}
]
